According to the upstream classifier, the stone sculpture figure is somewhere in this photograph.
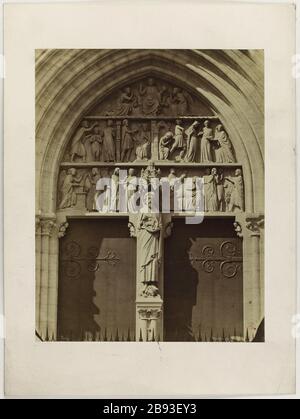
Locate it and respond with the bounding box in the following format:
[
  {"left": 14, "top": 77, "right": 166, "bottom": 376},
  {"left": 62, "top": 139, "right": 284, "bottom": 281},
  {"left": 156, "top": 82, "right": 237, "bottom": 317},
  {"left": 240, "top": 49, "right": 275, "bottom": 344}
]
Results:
[
  {"left": 135, "top": 123, "right": 151, "bottom": 161},
  {"left": 174, "top": 173, "right": 187, "bottom": 211},
  {"left": 121, "top": 119, "right": 138, "bottom": 162},
  {"left": 116, "top": 86, "right": 138, "bottom": 116},
  {"left": 170, "top": 119, "right": 185, "bottom": 153},
  {"left": 127, "top": 168, "right": 138, "bottom": 213},
  {"left": 159, "top": 131, "right": 174, "bottom": 160},
  {"left": 203, "top": 168, "right": 218, "bottom": 212},
  {"left": 214, "top": 124, "right": 235, "bottom": 163},
  {"left": 87, "top": 126, "right": 103, "bottom": 161},
  {"left": 139, "top": 78, "right": 161, "bottom": 115},
  {"left": 225, "top": 169, "right": 244, "bottom": 212},
  {"left": 110, "top": 167, "right": 120, "bottom": 212},
  {"left": 84, "top": 168, "right": 101, "bottom": 212},
  {"left": 216, "top": 171, "right": 225, "bottom": 212},
  {"left": 170, "top": 87, "right": 190, "bottom": 115},
  {"left": 199, "top": 120, "right": 214, "bottom": 162},
  {"left": 70, "top": 120, "right": 97, "bottom": 162},
  {"left": 185, "top": 121, "right": 200, "bottom": 162},
  {"left": 138, "top": 193, "right": 162, "bottom": 295},
  {"left": 59, "top": 168, "right": 83, "bottom": 209},
  {"left": 102, "top": 120, "right": 116, "bottom": 162}
]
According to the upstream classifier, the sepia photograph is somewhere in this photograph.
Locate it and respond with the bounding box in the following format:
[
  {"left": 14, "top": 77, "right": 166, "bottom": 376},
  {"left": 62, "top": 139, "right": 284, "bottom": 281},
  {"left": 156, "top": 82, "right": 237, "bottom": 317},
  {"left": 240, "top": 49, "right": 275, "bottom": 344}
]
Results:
[
  {"left": 35, "top": 49, "right": 265, "bottom": 343},
  {"left": 4, "top": 1, "right": 297, "bottom": 398}
]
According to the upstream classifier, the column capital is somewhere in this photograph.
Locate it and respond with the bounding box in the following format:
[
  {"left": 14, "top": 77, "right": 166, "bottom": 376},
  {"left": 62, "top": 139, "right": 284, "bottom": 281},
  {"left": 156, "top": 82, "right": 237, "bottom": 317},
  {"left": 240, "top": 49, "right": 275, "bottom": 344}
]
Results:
[
  {"left": 234, "top": 213, "right": 264, "bottom": 238},
  {"left": 138, "top": 307, "right": 162, "bottom": 321},
  {"left": 40, "top": 214, "right": 57, "bottom": 237}
]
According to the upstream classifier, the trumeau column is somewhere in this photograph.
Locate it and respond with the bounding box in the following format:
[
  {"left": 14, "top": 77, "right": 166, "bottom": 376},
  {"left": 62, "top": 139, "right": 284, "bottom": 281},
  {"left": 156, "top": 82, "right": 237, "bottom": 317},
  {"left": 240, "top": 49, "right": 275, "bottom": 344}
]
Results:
[
  {"left": 129, "top": 213, "right": 172, "bottom": 341},
  {"left": 39, "top": 215, "right": 56, "bottom": 340},
  {"left": 235, "top": 213, "right": 264, "bottom": 341}
]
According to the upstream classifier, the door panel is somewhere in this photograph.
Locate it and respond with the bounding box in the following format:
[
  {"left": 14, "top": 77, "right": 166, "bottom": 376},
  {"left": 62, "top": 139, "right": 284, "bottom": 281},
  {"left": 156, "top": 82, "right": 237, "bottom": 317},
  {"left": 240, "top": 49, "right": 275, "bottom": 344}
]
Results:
[
  {"left": 164, "top": 218, "right": 243, "bottom": 341},
  {"left": 58, "top": 218, "right": 136, "bottom": 341}
]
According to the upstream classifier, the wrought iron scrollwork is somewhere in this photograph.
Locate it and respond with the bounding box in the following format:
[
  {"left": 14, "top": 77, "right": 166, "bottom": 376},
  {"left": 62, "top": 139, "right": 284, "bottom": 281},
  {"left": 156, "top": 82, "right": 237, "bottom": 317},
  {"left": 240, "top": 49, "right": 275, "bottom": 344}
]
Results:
[
  {"left": 189, "top": 240, "right": 242, "bottom": 279},
  {"left": 61, "top": 240, "right": 120, "bottom": 278}
]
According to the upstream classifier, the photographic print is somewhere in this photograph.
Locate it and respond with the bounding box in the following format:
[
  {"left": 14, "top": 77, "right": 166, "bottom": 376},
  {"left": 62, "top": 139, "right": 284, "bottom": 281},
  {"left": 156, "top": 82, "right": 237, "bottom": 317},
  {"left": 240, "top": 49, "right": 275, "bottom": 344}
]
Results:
[{"left": 35, "top": 49, "right": 265, "bottom": 343}]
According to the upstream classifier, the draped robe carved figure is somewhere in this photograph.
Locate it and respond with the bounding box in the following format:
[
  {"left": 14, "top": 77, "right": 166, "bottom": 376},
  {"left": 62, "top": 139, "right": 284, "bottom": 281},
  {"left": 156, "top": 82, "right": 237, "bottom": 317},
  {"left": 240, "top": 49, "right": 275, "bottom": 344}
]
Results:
[
  {"left": 102, "top": 120, "right": 116, "bottom": 162},
  {"left": 200, "top": 120, "right": 214, "bottom": 162},
  {"left": 84, "top": 168, "right": 101, "bottom": 211},
  {"left": 203, "top": 168, "right": 218, "bottom": 212},
  {"left": 139, "top": 78, "right": 161, "bottom": 115},
  {"left": 121, "top": 119, "right": 137, "bottom": 162},
  {"left": 214, "top": 124, "right": 235, "bottom": 163},
  {"left": 135, "top": 123, "right": 150, "bottom": 161},
  {"left": 116, "top": 86, "right": 137, "bottom": 116},
  {"left": 126, "top": 168, "right": 138, "bottom": 213},
  {"left": 170, "top": 120, "right": 185, "bottom": 153},
  {"left": 138, "top": 198, "right": 162, "bottom": 288},
  {"left": 87, "top": 126, "right": 103, "bottom": 161},
  {"left": 225, "top": 169, "right": 244, "bottom": 212},
  {"left": 159, "top": 131, "right": 174, "bottom": 160},
  {"left": 185, "top": 121, "right": 200, "bottom": 162},
  {"left": 59, "top": 168, "right": 83, "bottom": 209},
  {"left": 70, "top": 121, "right": 97, "bottom": 162}
]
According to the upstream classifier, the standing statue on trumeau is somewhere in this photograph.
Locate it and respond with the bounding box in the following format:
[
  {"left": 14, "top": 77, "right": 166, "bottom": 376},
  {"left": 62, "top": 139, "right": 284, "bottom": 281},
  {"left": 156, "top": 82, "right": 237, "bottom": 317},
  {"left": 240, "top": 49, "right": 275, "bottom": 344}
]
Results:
[{"left": 138, "top": 193, "right": 163, "bottom": 297}]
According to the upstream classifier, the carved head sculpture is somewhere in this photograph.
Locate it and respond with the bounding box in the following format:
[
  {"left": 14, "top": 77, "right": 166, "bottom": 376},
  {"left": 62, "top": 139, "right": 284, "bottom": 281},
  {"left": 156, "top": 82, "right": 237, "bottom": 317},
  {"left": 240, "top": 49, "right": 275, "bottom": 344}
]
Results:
[
  {"left": 68, "top": 168, "right": 77, "bottom": 176},
  {"left": 176, "top": 119, "right": 182, "bottom": 125},
  {"left": 128, "top": 168, "right": 136, "bottom": 177},
  {"left": 91, "top": 167, "right": 100, "bottom": 176},
  {"left": 113, "top": 167, "right": 120, "bottom": 177},
  {"left": 235, "top": 169, "right": 242, "bottom": 177},
  {"left": 124, "top": 86, "right": 131, "bottom": 94},
  {"left": 204, "top": 120, "right": 210, "bottom": 127},
  {"left": 169, "top": 168, "right": 176, "bottom": 176},
  {"left": 165, "top": 131, "right": 173, "bottom": 140},
  {"left": 147, "top": 78, "right": 154, "bottom": 86},
  {"left": 123, "top": 119, "right": 129, "bottom": 126},
  {"left": 107, "top": 119, "right": 113, "bottom": 127},
  {"left": 216, "top": 124, "right": 223, "bottom": 132},
  {"left": 82, "top": 120, "right": 89, "bottom": 128},
  {"left": 211, "top": 167, "right": 217, "bottom": 176},
  {"left": 94, "top": 126, "right": 100, "bottom": 134}
]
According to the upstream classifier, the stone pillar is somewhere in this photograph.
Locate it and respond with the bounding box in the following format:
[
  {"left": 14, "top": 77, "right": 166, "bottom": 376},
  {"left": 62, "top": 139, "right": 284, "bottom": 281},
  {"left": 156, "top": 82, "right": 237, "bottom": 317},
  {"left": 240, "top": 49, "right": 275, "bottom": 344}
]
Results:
[
  {"left": 39, "top": 216, "right": 56, "bottom": 339},
  {"left": 235, "top": 214, "right": 264, "bottom": 341},
  {"left": 35, "top": 215, "right": 42, "bottom": 333},
  {"left": 47, "top": 225, "right": 60, "bottom": 340}
]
